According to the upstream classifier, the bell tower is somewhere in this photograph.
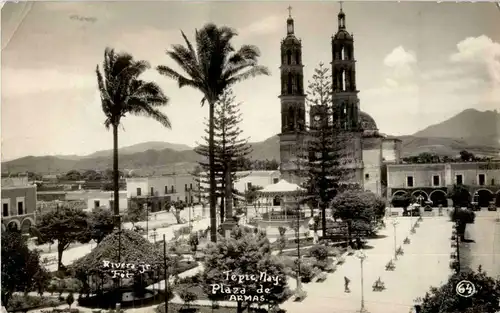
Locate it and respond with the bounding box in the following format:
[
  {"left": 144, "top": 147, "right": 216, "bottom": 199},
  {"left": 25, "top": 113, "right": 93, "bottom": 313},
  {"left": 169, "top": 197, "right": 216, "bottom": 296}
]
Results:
[
  {"left": 278, "top": 6, "right": 306, "bottom": 184},
  {"left": 330, "top": 4, "right": 364, "bottom": 186}
]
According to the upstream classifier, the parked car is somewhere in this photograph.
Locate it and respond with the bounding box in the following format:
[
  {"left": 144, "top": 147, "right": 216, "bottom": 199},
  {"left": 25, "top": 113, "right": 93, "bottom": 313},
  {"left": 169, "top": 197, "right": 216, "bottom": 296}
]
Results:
[{"left": 487, "top": 202, "right": 497, "bottom": 211}]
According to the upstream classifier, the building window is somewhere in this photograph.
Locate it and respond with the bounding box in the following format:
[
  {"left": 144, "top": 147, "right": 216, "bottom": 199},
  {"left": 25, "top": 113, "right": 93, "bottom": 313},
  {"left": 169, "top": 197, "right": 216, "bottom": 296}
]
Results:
[
  {"left": 286, "top": 50, "right": 292, "bottom": 65},
  {"left": 287, "top": 73, "right": 293, "bottom": 94},
  {"left": 137, "top": 188, "right": 142, "bottom": 196},
  {"left": 432, "top": 175, "right": 440, "bottom": 187},
  {"left": 185, "top": 196, "right": 188, "bottom": 203},
  {"left": 171, "top": 186, "right": 175, "bottom": 193},
  {"left": 365, "top": 173, "right": 370, "bottom": 180},
  {"left": 406, "top": 176, "right": 414, "bottom": 188},
  {"left": 190, "top": 183, "right": 193, "bottom": 190},
  {"left": 456, "top": 174, "right": 463, "bottom": 185},
  {"left": 150, "top": 187, "right": 154, "bottom": 196},
  {"left": 94, "top": 200, "right": 100, "bottom": 209},
  {"left": 273, "top": 178, "right": 279, "bottom": 184},
  {"left": 109, "top": 200, "right": 114, "bottom": 209},
  {"left": 492, "top": 179, "right": 495, "bottom": 186},
  {"left": 247, "top": 182, "right": 252, "bottom": 190},
  {"left": 165, "top": 186, "right": 168, "bottom": 194},
  {"left": 184, "top": 184, "right": 188, "bottom": 191},
  {"left": 17, "top": 201, "right": 24, "bottom": 215},
  {"left": 2, "top": 201, "right": 9, "bottom": 217},
  {"left": 478, "top": 174, "right": 486, "bottom": 186}
]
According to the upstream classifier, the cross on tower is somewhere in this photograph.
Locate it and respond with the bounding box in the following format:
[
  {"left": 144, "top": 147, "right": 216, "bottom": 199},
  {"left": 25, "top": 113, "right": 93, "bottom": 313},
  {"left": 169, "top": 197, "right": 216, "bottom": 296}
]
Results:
[{"left": 288, "top": 5, "right": 292, "bottom": 17}]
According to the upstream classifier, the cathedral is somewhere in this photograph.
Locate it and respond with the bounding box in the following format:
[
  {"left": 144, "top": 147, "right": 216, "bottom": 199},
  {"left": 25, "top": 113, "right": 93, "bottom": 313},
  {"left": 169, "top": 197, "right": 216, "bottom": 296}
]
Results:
[{"left": 278, "top": 6, "right": 402, "bottom": 197}]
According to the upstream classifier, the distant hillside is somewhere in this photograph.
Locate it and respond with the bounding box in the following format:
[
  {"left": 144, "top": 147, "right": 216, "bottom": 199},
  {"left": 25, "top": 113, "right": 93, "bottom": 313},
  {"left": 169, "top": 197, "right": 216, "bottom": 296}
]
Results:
[
  {"left": 1, "top": 139, "right": 280, "bottom": 175},
  {"left": 413, "top": 108, "right": 500, "bottom": 147},
  {"left": 3, "top": 109, "right": 499, "bottom": 174},
  {"left": 398, "top": 136, "right": 500, "bottom": 158},
  {"left": 86, "top": 141, "right": 193, "bottom": 158}
]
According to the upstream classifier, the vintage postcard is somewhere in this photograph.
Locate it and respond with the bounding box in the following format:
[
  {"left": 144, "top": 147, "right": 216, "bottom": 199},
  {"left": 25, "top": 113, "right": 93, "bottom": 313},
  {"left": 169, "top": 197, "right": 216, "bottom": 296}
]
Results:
[{"left": 1, "top": 1, "right": 499, "bottom": 313}]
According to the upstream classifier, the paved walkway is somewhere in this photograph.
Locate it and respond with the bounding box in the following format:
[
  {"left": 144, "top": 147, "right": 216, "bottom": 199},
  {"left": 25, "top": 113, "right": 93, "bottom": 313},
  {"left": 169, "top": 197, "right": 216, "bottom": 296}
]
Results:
[{"left": 281, "top": 216, "right": 453, "bottom": 313}]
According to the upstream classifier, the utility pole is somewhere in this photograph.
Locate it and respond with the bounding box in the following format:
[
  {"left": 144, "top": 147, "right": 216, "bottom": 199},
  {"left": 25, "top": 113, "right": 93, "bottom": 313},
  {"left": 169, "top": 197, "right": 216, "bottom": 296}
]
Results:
[
  {"left": 163, "top": 234, "right": 169, "bottom": 313},
  {"left": 455, "top": 206, "right": 461, "bottom": 273}
]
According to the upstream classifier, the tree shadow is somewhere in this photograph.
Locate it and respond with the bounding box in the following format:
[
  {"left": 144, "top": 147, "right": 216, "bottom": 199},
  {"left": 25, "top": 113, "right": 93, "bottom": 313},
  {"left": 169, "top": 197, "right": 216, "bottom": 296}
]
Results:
[{"left": 369, "top": 234, "right": 388, "bottom": 240}]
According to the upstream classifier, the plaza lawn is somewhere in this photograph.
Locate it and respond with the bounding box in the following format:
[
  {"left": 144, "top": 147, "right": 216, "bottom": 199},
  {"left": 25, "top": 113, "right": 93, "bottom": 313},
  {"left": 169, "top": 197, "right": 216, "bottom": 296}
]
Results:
[
  {"left": 271, "top": 237, "right": 315, "bottom": 250},
  {"left": 6, "top": 295, "right": 64, "bottom": 312},
  {"left": 280, "top": 245, "right": 346, "bottom": 258}
]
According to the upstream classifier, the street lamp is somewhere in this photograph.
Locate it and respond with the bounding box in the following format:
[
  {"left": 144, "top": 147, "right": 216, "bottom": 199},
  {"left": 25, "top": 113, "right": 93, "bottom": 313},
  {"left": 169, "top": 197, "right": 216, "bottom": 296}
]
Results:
[
  {"left": 356, "top": 249, "right": 368, "bottom": 313},
  {"left": 295, "top": 202, "right": 303, "bottom": 293},
  {"left": 391, "top": 218, "right": 399, "bottom": 260}
]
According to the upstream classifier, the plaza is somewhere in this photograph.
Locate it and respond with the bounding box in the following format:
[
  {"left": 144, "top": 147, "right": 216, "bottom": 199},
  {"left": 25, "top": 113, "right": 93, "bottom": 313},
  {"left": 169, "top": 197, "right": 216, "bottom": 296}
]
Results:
[{"left": 281, "top": 215, "right": 453, "bottom": 313}]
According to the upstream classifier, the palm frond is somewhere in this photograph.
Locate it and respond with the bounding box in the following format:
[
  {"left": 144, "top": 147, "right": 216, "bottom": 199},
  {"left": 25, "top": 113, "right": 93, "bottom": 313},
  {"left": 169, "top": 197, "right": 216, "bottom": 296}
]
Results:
[
  {"left": 157, "top": 64, "right": 201, "bottom": 90},
  {"left": 226, "top": 65, "right": 271, "bottom": 85}
]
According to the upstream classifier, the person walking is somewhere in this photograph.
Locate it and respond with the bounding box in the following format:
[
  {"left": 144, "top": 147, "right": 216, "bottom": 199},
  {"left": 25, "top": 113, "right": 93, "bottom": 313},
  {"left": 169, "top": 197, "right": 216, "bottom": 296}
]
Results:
[{"left": 344, "top": 276, "right": 350, "bottom": 293}]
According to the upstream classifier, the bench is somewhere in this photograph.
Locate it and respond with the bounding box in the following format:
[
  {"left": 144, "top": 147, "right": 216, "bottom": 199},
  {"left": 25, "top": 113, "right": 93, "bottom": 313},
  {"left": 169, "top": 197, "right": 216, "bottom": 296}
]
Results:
[{"left": 42, "top": 256, "right": 57, "bottom": 265}]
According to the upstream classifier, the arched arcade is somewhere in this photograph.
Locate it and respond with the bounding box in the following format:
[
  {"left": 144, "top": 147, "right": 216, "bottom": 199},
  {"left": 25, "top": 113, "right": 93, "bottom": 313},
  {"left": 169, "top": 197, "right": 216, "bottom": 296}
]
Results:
[
  {"left": 429, "top": 190, "right": 448, "bottom": 207},
  {"left": 473, "top": 189, "right": 494, "bottom": 207}
]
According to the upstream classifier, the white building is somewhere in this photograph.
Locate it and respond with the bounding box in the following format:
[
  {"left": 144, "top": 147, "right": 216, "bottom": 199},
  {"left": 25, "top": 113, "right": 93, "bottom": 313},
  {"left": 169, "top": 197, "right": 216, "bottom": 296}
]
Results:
[
  {"left": 126, "top": 174, "right": 199, "bottom": 211},
  {"left": 84, "top": 191, "right": 128, "bottom": 212},
  {"left": 233, "top": 171, "right": 281, "bottom": 194}
]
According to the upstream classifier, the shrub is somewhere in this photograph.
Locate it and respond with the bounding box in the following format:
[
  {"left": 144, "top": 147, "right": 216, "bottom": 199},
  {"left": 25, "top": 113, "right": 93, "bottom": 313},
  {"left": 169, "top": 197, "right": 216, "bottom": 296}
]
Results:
[
  {"left": 66, "top": 293, "right": 74, "bottom": 308},
  {"left": 309, "top": 245, "right": 328, "bottom": 261},
  {"left": 278, "top": 226, "right": 287, "bottom": 236},
  {"left": 316, "top": 272, "right": 327, "bottom": 282},
  {"left": 179, "top": 225, "right": 193, "bottom": 235},
  {"left": 6, "top": 295, "right": 64, "bottom": 311},
  {"left": 385, "top": 260, "right": 395, "bottom": 271},
  {"left": 178, "top": 288, "right": 198, "bottom": 307},
  {"left": 277, "top": 235, "right": 287, "bottom": 254},
  {"left": 295, "top": 262, "right": 315, "bottom": 283},
  {"left": 396, "top": 246, "right": 404, "bottom": 256},
  {"left": 294, "top": 289, "right": 307, "bottom": 302},
  {"left": 403, "top": 237, "right": 410, "bottom": 244}
]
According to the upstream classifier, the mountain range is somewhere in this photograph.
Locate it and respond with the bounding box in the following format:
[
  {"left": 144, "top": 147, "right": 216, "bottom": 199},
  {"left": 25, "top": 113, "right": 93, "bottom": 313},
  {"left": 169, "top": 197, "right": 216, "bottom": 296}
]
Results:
[{"left": 2, "top": 109, "right": 499, "bottom": 175}]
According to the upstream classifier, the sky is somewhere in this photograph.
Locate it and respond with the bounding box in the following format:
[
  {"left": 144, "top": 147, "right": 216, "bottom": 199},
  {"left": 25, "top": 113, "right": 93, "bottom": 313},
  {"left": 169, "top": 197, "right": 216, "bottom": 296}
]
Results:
[{"left": 1, "top": 1, "right": 500, "bottom": 161}]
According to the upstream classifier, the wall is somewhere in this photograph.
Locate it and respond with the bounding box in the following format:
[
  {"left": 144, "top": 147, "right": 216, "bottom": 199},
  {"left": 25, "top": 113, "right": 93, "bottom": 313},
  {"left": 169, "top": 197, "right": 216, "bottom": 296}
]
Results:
[
  {"left": 126, "top": 175, "right": 198, "bottom": 203},
  {"left": 387, "top": 163, "right": 446, "bottom": 189},
  {"left": 86, "top": 197, "right": 128, "bottom": 211},
  {"left": 382, "top": 138, "right": 401, "bottom": 163},
  {"left": 362, "top": 137, "right": 382, "bottom": 196},
  {"left": 448, "top": 162, "right": 500, "bottom": 187},
  {"left": 387, "top": 162, "right": 500, "bottom": 189},
  {"left": 1, "top": 185, "right": 37, "bottom": 232},
  {"left": 233, "top": 171, "right": 281, "bottom": 194}
]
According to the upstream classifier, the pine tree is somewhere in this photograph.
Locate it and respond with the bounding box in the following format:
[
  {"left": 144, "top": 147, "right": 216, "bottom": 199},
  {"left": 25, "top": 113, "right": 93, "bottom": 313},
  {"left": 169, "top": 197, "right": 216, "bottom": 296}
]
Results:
[
  {"left": 301, "top": 62, "right": 352, "bottom": 238},
  {"left": 195, "top": 88, "right": 252, "bottom": 223}
]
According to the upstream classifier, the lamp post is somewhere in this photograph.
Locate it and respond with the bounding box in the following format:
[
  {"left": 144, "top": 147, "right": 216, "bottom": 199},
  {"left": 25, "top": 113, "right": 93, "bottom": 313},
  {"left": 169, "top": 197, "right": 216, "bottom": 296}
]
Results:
[
  {"left": 356, "top": 249, "right": 368, "bottom": 313},
  {"left": 454, "top": 206, "right": 461, "bottom": 273},
  {"left": 295, "top": 200, "right": 303, "bottom": 293},
  {"left": 144, "top": 202, "right": 150, "bottom": 238},
  {"left": 391, "top": 218, "right": 399, "bottom": 260}
]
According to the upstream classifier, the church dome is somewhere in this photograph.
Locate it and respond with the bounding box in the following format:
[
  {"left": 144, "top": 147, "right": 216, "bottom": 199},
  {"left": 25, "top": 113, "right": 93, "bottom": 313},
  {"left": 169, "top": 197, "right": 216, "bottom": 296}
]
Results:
[
  {"left": 334, "top": 30, "right": 352, "bottom": 40},
  {"left": 360, "top": 111, "right": 378, "bottom": 130}
]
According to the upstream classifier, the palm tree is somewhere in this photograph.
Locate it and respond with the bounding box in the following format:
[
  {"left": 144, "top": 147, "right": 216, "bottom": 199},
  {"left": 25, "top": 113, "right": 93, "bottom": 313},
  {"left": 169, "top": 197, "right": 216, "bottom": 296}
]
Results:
[
  {"left": 157, "top": 24, "right": 270, "bottom": 242},
  {"left": 96, "top": 48, "right": 171, "bottom": 229}
]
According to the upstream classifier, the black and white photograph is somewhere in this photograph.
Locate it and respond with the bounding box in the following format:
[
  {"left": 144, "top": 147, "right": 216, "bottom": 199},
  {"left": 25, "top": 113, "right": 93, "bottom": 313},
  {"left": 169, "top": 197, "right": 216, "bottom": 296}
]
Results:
[{"left": 1, "top": 1, "right": 500, "bottom": 313}]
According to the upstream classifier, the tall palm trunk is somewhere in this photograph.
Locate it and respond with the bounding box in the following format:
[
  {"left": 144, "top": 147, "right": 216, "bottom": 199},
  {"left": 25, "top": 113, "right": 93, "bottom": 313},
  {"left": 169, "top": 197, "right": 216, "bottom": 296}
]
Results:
[
  {"left": 209, "top": 102, "right": 217, "bottom": 242},
  {"left": 113, "top": 124, "right": 120, "bottom": 230}
]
